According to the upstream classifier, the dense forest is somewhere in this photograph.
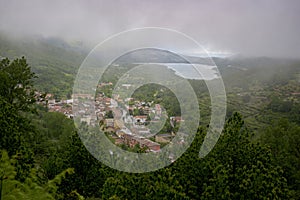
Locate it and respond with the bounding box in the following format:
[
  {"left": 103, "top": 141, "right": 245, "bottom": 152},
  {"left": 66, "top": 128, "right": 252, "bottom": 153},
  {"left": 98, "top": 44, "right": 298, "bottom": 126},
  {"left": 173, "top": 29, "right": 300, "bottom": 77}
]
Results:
[{"left": 0, "top": 35, "right": 300, "bottom": 199}]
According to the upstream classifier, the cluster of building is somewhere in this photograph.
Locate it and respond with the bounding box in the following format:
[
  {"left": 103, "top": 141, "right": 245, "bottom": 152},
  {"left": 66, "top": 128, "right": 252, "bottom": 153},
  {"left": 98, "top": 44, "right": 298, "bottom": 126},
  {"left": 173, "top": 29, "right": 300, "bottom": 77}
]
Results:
[
  {"left": 35, "top": 91, "right": 74, "bottom": 118},
  {"left": 36, "top": 82, "right": 182, "bottom": 152},
  {"left": 114, "top": 133, "right": 161, "bottom": 152},
  {"left": 94, "top": 83, "right": 175, "bottom": 152},
  {"left": 100, "top": 96, "right": 165, "bottom": 152}
]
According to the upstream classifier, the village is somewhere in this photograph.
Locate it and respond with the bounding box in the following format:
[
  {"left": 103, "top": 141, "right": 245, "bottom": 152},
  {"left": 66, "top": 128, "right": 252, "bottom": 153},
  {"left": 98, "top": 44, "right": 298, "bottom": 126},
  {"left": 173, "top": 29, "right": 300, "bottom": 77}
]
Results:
[{"left": 36, "top": 82, "right": 184, "bottom": 153}]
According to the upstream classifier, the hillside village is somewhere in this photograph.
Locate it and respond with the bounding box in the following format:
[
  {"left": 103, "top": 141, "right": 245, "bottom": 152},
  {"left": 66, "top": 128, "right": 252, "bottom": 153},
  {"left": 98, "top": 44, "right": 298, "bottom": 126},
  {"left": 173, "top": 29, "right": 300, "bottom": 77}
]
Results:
[{"left": 36, "top": 82, "right": 183, "bottom": 152}]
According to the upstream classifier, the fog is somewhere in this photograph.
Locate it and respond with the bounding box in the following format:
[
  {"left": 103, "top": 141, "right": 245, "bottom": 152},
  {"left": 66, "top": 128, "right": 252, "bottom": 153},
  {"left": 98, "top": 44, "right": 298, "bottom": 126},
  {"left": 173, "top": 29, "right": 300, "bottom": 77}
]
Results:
[{"left": 0, "top": 0, "right": 300, "bottom": 58}]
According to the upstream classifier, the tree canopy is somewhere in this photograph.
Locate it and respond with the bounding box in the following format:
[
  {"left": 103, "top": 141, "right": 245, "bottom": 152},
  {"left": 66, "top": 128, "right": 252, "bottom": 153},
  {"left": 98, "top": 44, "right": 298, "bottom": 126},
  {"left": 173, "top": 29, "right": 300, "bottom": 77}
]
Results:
[{"left": 0, "top": 57, "right": 299, "bottom": 199}]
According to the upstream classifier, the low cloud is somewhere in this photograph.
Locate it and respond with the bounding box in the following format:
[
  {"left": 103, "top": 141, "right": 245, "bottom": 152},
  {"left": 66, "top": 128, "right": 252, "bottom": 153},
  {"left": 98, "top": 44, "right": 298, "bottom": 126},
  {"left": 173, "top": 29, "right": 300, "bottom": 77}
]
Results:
[{"left": 0, "top": 0, "right": 299, "bottom": 58}]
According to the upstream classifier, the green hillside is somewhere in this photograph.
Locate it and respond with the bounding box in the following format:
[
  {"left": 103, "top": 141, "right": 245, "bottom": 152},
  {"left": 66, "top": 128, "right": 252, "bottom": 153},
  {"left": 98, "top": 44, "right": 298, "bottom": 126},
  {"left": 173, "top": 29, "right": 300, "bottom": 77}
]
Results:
[
  {"left": 1, "top": 50, "right": 300, "bottom": 199},
  {"left": 0, "top": 33, "right": 86, "bottom": 99}
]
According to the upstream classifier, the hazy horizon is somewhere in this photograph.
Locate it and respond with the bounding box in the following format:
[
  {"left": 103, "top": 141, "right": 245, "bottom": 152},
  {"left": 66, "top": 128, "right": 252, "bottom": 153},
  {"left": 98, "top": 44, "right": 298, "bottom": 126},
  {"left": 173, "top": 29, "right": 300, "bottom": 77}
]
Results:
[{"left": 1, "top": 0, "right": 300, "bottom": 58}]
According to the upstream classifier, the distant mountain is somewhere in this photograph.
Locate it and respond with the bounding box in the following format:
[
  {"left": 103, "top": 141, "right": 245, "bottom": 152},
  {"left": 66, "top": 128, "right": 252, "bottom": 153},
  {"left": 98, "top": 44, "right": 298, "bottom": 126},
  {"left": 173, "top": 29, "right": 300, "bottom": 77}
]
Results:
[
  {"left": 1, "top": 32, "right": 299, "bottom": 99},
  {"left": 212, "top": 55, "right": 294, "bottom": 69},
  {"left": 115, "top": 48, "right": 213, "bottom": 65},
  {"left": 36, "top": 36, "right": 88, "bottom": 54}
]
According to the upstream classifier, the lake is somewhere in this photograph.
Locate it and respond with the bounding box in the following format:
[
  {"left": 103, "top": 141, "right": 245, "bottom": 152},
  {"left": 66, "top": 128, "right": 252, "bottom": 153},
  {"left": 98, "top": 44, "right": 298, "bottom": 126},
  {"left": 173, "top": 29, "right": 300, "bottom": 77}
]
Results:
[
  {"left": 134, "top": 62, "right": 220, "bottom": 80},
  {"left": 164, "top": 63, "right": 219, "bottom": 80}
]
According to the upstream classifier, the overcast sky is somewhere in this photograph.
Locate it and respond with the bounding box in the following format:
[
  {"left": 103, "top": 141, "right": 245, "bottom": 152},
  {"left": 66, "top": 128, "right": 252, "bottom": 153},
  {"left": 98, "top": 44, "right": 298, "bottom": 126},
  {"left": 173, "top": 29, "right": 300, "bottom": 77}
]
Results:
[{"left": 0, "top": 0, "right": 299, "bottom": 58}]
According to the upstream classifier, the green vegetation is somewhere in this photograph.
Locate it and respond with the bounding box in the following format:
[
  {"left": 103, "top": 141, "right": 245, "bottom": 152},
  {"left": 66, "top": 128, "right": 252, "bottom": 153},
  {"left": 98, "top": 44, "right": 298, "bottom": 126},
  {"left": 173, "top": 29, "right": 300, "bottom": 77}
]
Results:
[
  {"left": 0, "top": 57, "right": 76, "bottom": 199},
  {"left": 1, "top": 47, "right": 300, "bottom": 199},
  {"left": 0, "top": 33, "right": 86, "bottom": 99}
]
